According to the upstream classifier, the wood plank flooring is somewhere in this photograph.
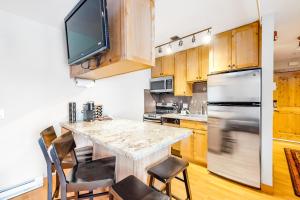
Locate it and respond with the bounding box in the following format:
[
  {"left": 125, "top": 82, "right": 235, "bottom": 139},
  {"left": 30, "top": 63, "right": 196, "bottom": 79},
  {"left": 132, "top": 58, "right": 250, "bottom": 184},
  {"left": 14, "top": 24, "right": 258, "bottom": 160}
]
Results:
[{"left": 12, "top": 140, "right": 300, "bottom": 200}]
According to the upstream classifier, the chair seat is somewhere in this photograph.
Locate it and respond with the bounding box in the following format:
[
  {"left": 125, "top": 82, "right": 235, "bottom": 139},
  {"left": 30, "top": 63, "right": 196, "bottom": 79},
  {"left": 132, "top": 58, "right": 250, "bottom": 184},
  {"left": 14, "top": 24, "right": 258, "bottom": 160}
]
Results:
[
  {"left": 111, "top": 175, "right": 169, "bottom": 200},
  {"left": 66, "top": 156, "right": 116, "bottom": 192},
  {"left": 147, "top": 156, "right": 189, "bottom": 183}
]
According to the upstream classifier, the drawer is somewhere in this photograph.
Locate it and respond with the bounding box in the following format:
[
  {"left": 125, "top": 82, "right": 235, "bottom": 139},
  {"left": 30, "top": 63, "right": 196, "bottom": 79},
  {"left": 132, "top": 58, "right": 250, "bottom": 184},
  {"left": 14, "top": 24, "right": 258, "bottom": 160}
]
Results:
[{"left": 180, "top": 120, "right": 207, "bottom": 130}]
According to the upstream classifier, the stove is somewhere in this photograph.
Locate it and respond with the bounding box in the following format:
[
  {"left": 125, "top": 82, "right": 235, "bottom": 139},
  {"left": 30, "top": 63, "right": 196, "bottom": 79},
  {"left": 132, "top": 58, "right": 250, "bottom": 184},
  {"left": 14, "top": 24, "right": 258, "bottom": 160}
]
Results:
[{"left": 143, "top": 103, "right": 178, "bottom": 123}]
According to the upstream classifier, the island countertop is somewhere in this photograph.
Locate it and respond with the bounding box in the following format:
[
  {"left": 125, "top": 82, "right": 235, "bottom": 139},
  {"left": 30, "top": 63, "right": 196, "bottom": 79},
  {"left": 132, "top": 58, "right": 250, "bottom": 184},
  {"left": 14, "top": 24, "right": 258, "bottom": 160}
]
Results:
[{"left": 61, "top": 119, "right": 192, "bottom": 160}]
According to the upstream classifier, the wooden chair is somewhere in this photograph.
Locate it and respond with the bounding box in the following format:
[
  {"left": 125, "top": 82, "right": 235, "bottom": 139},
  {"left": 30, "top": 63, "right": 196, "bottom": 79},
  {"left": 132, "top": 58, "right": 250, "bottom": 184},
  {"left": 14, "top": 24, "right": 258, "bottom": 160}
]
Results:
[
  {"left": 38, "top": 126, "right": 93, "bottom": 200},
  {"left": 110, "top": 175, "right": 169, "bottom": 200},
  {"left": 147, "top": 156, "right": 192, "bottom": 200},
  {"left": 49, "top": 131, "right": 116, "bottom": 200}
]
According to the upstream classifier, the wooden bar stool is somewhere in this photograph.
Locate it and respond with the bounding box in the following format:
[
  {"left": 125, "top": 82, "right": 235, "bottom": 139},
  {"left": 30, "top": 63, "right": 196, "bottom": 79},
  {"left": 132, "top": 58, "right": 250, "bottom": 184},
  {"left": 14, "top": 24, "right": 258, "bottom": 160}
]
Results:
[
  {"left": 147, "top": 156, "right": 192, "bottom": 200},
  {"left": 110, "top": 175, "right": 169, "bottom": 200},
  {"left": 49, "top": 131, "right": 116, "bottom": 200},
  {"left": 38, "top": 126, "right": 94, "bottom": 200}
]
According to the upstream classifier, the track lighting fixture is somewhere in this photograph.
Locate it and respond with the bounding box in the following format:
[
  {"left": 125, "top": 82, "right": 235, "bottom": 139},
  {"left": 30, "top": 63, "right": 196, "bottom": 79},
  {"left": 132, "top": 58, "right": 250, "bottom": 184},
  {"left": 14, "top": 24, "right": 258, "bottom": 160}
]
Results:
[
  {"left": 155, "top": 27, "right": 212, "bottom": 55},
  {"left": 203, "top": 29, "right": 212, "bottom": 44},
  {"left": 178, "top": 40, "right": 183, "bottom": 47},
  {"left": 192, "top": 35, "right": 196, "bottom": 44},
  {"left": 158, "top": 46, "right": 162, "bottom": 54},
  {"left": 166, "top": 43, "right": 173, "bottom": 55}
]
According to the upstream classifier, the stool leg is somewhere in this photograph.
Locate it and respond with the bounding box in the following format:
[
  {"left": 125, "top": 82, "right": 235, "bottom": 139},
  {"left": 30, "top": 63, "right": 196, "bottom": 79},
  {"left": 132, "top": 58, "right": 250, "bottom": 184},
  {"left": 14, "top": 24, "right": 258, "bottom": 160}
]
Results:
[
  {"left": 149, "top": 176, "right": 155, "bottom": 188},
  {"left": 183, "top": 169, "right": 192, "bottom": 200},
  {"left": 166, "top": 182, "right": 172, "bottom": 199},
  {"left": 88, "top": 190, "right": 93, "bottom": 200}
]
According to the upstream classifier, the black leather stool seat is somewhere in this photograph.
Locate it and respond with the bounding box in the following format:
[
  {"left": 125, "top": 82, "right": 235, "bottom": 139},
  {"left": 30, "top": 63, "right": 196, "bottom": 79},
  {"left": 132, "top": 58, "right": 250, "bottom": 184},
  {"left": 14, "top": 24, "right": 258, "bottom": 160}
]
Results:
[
  {"left": 111, "top": 175, "right": 169, "bottom": 200},
  {"left": 147, "top": 156, "right": 192, "bottom": 200},
  {"left": 148, "top": 156, "right": 189, "bottom": 183}
]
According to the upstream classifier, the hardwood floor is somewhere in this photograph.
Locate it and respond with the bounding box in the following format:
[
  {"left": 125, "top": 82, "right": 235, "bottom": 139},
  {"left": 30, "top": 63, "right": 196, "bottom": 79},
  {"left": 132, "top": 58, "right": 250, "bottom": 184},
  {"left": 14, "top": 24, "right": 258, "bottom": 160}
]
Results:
[{"left": 13, "top": 140, "right": 300, "bottom": 200}]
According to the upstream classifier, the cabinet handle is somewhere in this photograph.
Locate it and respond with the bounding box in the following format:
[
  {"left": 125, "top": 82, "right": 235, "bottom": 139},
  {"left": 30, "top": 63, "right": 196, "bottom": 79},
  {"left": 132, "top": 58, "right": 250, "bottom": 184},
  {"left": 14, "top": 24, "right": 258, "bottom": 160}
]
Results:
[{"left": 232, "top": 64, "right": 236, "bottom": 68}]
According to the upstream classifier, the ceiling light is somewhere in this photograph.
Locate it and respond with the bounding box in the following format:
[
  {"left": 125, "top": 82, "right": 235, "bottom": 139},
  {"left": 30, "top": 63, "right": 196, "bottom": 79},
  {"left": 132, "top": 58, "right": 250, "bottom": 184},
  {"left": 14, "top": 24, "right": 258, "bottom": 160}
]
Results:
[
  {"left": 178, "top": 40, "right": 183, "bottom": 47},
  {"left": 203, "top": 30, "right": 212, "bottom": 44},
  {"left": 158, "top": 46, "right": 162, "bottom": 54},
  {"left": 192, "top": 35, "right": 196, "bottom": 44},
  {"left": 166, "top": 43, "right": 173, "bottom": 55}
]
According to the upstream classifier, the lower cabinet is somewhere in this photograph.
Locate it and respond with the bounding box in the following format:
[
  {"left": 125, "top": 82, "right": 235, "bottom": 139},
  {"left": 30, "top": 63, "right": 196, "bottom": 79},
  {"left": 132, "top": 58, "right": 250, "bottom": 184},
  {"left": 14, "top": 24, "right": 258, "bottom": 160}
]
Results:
[{"left": 180, "top": 120, "right": 207, "bottom": 166}]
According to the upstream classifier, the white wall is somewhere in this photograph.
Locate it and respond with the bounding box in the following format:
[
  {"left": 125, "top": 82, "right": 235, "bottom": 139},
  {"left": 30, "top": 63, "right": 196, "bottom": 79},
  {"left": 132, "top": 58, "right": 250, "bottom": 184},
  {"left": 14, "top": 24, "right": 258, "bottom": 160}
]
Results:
[
  {"left": 261, "top": 14, "right": 274, "bottom": 187},
  {"left": 0, "top": 10, "right": 150, "bottom": 189}
]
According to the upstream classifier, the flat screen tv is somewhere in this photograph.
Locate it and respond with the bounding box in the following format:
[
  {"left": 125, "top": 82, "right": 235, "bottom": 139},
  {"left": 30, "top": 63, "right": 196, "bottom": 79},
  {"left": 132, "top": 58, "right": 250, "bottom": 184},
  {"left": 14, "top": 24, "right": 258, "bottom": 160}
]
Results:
[{"left": 65, "top": 0, "right": 109, "bottom": 65}]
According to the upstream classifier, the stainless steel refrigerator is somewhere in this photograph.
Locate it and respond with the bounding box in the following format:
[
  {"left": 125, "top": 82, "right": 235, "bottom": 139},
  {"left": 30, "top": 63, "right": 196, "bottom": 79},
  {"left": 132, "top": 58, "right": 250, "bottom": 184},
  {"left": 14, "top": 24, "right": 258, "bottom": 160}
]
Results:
[{"left": 207, "top": 68, "right": 261, "bottom": 188}]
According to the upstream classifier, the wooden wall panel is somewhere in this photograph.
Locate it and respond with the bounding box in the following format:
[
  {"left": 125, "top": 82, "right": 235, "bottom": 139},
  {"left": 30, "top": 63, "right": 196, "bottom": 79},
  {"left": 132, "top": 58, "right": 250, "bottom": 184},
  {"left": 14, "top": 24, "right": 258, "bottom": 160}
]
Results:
[{"left": 274, "top": 71, "right": 300, "bottom": 142}]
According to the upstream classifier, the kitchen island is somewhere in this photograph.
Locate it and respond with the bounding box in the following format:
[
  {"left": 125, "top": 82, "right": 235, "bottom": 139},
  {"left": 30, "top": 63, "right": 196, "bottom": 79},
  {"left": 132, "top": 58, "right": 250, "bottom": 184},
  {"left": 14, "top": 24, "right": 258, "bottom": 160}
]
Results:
[{"left": 60, "top": 119, "right": 192, "bottom": 183}]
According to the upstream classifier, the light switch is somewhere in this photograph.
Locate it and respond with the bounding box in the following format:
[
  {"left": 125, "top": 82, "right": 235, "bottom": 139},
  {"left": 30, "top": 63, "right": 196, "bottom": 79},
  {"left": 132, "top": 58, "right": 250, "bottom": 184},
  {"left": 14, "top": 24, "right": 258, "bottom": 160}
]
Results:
[{"left": 0, "top": 109, "right": 4, "bottom": 120}]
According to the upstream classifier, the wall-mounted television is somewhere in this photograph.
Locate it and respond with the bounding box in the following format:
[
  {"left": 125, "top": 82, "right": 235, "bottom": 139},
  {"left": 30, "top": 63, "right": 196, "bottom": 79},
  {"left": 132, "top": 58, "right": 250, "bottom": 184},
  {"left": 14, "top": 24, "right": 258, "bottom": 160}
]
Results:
[{"left": 64, "top": 0, "right": 109, "bottom": 65}]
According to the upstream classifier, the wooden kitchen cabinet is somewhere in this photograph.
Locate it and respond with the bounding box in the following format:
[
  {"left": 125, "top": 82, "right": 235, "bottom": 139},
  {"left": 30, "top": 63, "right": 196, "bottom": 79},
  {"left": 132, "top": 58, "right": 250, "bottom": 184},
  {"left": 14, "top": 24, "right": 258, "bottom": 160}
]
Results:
[
  {"left": 193, "top": 129, "right": 208, "bottom": 166},
  {"left": 174, "top": 51, "right": 192, "bottom": 96},
  {"left": 152, "top": 57, "right": 162, "bottom": 78},
  {"left": 186, "top": 45, "right": 209, "bottom": 82},
  {"left": 151, "top": 55, "right": 174, "bottom": 78},
  {"left": 187, "top": 47, "right": 200, "bottom": 82},
  {"left": 210, "top": 30, "right": 232, "bottom": 73},
  {"left": 232, "top": 22, "right": 259, "bottom": 69},
  {"left": 210, "top": 21, "right": 259, "bottom": 74},
  {"left": 180, "top": 120, "right": 207, "bottom": 166},
  {"left": 70, "top": 0, "right": 155, "bottom": 80}
]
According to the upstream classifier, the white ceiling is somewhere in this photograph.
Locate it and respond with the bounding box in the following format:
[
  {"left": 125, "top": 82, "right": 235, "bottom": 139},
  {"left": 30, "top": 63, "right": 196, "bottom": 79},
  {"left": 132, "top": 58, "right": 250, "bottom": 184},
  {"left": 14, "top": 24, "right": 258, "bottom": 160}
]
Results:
[
  {"left": 0, "top": 0, "right": 299, "bottom": 61},
  {"left": 261, "top": 0, "right": 300, "bottom": 61}
]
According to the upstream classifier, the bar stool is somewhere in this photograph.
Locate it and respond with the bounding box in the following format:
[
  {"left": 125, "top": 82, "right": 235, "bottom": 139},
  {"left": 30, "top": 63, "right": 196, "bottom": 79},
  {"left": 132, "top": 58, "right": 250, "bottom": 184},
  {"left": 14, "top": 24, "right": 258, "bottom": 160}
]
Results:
[
  {"left": 38, "top": 126, "right": 94, "bottom": 200},
  {"left": 50, "top": 131, "right": 116, "bottom": 200},
  {"left": 110, "top": 175, "right": 169, "bottom": 200},
  {"left": 147, "top": 156, "right": 192, "bottom": 200}
]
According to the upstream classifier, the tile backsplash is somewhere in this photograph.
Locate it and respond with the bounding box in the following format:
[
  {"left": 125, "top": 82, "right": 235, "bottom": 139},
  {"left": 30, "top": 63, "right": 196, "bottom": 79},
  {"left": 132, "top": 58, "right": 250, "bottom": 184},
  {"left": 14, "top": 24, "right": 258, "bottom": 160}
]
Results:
[{"left": 144, "top": 82, "right": 207, "bottom": 114}]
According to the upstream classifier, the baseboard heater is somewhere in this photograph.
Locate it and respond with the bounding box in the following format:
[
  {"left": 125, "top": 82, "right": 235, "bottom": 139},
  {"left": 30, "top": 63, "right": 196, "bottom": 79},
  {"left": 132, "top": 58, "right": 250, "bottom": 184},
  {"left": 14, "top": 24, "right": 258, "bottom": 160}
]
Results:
[{"left": 0, "top": 176, "right": 43, "bottom": 200}]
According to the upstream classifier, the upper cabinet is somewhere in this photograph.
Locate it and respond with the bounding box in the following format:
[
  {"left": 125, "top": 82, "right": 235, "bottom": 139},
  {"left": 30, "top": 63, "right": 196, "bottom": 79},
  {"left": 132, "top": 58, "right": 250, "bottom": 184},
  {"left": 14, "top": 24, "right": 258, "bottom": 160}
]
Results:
[
  {"left": 232, "top": 22, "right": 259, "bottom": 69},
  {"left": 209, "top": 21, "right": 259, "bottom": 74},
  {"left": 174, "top": 51, "right": 192, "bottom": 96},
  {"left": 70, "top": 0, "right": 155, "bottom": 80},
  {"left": 210, "top": 30, "right": 232, "bottom": 73},
  {"left": 186, "top": 45, "right": 209, "bottom": 82},
  {"left": 152, "top": 55, "right": 175, "bottom": 78}
]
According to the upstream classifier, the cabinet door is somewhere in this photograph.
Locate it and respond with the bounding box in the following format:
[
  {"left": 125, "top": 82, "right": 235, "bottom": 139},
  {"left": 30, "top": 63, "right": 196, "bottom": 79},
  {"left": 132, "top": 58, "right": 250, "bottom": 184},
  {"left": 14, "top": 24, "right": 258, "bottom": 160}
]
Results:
[
  {"left": 193, "top": 129, "right": 207, "bottom": 165},
  {"left": 210, "top": 30, "right": 232, "bottom": 73},
  {"left": 232, "top": 22, "right": 259, "bottom": 69},
  {"left": 187, "top": 48, "right": 200, "bottom": 82},
  {"left": 174, "top": 51, "right": 193, "bottom": 96},
  {"left": 162, "top": 55, "right": 175, "bottom": 76},
  {"left": 180, "top": 134, "right": 194, "bottom": 161},
  {"left": 152, "top": 57, "right": 162, "bottom": 78},
  {"left": 200, "top": 45, "right": 209, "bottom": 81}
]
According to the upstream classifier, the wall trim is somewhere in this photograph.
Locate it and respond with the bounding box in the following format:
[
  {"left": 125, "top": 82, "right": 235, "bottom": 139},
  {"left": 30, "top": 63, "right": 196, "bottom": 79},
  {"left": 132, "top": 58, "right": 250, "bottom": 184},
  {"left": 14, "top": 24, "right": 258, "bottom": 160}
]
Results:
[{"left": 0, "top": 176, "right": 43, "bottom": 200}]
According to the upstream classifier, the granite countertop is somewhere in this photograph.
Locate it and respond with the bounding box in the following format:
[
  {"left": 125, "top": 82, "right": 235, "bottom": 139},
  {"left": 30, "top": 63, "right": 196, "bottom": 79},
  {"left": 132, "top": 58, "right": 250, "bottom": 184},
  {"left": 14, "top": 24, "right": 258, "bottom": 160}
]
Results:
[
  {"left": 161, "top": 113, "right": 208, "bottom": 122},
  {"left": 61, "top": 119, "right": 192, "bottom": 160}
]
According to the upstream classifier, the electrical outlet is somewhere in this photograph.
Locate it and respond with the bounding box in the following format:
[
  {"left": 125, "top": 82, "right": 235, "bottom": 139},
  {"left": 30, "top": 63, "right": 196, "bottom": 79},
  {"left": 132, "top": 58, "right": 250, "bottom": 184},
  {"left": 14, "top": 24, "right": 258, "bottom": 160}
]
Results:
[{"left": 0, "top": 109, "right": 4, "bottom": 120}]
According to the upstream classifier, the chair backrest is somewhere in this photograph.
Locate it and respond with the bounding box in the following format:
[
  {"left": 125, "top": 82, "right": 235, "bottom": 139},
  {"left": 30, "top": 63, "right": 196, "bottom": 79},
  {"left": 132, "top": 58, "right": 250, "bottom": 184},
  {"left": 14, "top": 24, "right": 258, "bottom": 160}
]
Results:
[
  {"left": 38, "top": 126, "right": 58, "bottom": 169},
  {"left": 40, "top": 126, "right": 57, "bottom": 148},
  {"left": 50, "top": 131, "right": 77, "bottom": 186}
]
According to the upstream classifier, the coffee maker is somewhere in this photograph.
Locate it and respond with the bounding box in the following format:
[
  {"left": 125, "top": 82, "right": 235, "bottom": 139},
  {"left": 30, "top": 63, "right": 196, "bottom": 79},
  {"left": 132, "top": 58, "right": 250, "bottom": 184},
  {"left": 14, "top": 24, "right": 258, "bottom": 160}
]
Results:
[{"left": 82, "top": 101, "right": 95, "bottom": 122}]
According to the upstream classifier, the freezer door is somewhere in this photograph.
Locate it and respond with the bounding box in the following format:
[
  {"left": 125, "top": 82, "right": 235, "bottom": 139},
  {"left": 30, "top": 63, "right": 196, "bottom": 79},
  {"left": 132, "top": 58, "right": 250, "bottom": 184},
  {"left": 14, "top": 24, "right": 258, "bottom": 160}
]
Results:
[
  {"left": 207, "top": 105, "right": 261, "bottom": 188},
  {"left": 207, "top": 69, "right": 261, "bottom": 103}
]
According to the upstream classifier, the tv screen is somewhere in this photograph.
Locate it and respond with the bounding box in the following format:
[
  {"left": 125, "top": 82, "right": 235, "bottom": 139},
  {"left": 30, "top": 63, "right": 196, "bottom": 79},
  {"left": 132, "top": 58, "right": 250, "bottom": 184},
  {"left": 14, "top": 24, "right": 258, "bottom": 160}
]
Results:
[{"left": 65, "top": 0, "right": 109, "bottom": 65}]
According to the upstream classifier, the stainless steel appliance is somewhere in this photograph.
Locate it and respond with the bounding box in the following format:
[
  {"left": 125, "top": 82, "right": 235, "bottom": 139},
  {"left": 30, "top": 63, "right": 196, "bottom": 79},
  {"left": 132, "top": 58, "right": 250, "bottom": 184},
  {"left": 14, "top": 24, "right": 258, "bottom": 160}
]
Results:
[
  {"left": 207, "top": 68, "right": 261, "bottom": 188},
  {"left": 150, "top": 76, "right": 173, "bottom": 93},
  {"left": 143, "top": 102, "right": 177, "bottom": 123}
]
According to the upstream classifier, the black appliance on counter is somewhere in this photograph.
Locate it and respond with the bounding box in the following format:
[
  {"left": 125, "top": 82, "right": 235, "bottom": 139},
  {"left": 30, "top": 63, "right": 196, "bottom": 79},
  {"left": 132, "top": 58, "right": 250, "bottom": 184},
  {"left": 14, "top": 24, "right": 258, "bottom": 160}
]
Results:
[
  {"left": 82, "top": 101, "right": 95, "bottom": 122},
  {"left": 69, "top": 102, "right": 76, "bottom": 123}
]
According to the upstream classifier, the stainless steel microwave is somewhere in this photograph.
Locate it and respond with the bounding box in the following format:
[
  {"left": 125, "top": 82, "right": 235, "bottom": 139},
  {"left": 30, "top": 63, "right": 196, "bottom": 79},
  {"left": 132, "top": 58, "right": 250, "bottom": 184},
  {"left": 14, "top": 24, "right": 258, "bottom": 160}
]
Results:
[{"left": 150, "top": 76, "right": 173, "bottom": 93}]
